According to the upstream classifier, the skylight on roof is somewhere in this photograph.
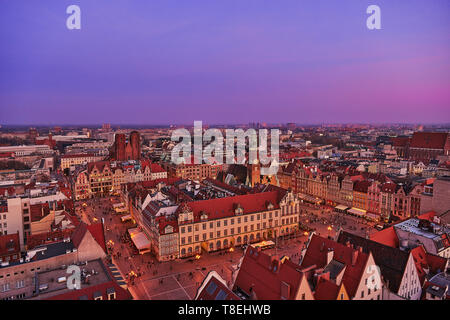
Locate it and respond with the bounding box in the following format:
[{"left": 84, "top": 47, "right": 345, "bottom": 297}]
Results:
[{"left": 206, "top": 281, "right": 217, "bottom": 295}]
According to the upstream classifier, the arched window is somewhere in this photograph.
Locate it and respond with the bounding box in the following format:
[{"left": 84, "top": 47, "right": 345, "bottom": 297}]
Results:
[
  {"left": 181, "top": 248, "right": 186, "bottom": 256},
  {"left": 216, "top": 240, "right": 221, "bottom": 249},
  {"left": 188, "top": 247, "right": 193, "bottom": 253},
  {"left": 250, "top": 234, "right": 255, "bottom": 241},
  {"left": 209, "top": 242, "right": 214, "bottom": 250},
  {"left": 223, "top": 239, "right": 228, "bottom": 247},
  {"left": 195, "top": 246, "right": 200, "bottom": 252},
  {"left": 237, "top": 236, "right": 241, "bottom": 244},
  {"left": 244, "top": 235, "right": 248, "bottom": 244}
]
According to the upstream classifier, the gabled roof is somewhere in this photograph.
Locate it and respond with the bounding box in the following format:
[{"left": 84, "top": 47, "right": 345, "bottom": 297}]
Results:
[
  {"left": 87, "top": 161, "right": 110, "bottom": 174},
  {"left": 410, "top": 245, "right": 448, "bottom": 285},
  {"left": 71, "top": 222, "right": 107, "bottom": 253},
  {"left": 314, "top": 278, "right": 345, "bottom": 300},
  {"left": 337, "top": 231, "right": 410, "bottom": 293},
  {"left": 196, "top": 271, "right": 240, "bottom": 300},
  {"left": 370, "top": 226, "right": 399, "bottom": 248},
  {"left": 233, "top": 247, "right": 307, "bottom": 300},
  {"left": 301, "top": 234, "right": 370, "bottom": 298}
]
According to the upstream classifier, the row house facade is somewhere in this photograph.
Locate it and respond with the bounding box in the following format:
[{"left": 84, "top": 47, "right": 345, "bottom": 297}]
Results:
[
  {"left": 380, "top": 183, "right": 424, "bottom": 222},
  {"left": 166, "top": 162, "right": 223, "bottom": 181},
  {"left": 73, "top": 160, "right": 168, "bottom": 200},
  {"left": 276, "top": 164, "right": 425, "bottom": 222}
]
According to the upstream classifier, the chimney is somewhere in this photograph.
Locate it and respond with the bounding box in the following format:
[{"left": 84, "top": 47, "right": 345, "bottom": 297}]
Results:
[
  {"left": 280, "top": 281, "right": 291, "bottom": 299},
  {"left": 351, "top": 249, "right": 359, "bottom": 266},
  {"left": 326, "top": 248, "right": 334, "bottom": 265}
]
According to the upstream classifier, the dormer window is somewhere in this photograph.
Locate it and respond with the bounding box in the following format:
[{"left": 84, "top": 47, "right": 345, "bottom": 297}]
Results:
[
  {"left": 234, "top": 204, "right": 243, "bottom": 215},
  {"left": 107, "top": 288, "right": 116, "bottom": 300}
]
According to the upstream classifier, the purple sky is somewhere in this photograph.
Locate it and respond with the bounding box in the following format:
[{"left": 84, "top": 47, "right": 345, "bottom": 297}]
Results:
[{"left": 1, "top": 0, "right": 449, "bottom": 125}]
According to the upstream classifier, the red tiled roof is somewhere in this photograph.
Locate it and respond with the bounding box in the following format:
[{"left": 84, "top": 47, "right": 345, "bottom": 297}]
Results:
[
  {"left": 410, "top": 246, "right": 448, "bottom": 286},
  {"left": 71, "top": 222, "right": 107, "bottom": 253},
  {"left": 157, "top": 216, "right": 179, "bottom": 235},
  {"left": 0, "top": 232, "right": 20, "bottom": 258},
  {"left": 370, "top": 226, "right": 399, "bottom": 248},
  {"left": 30, "top": 203, "right": 51, "bottom": 222},
  {"left": 0, "top": 186, "right": 15, "bottom": 197},
  {"left": 410, "top": 132, "right": 448, "bottom": 149},
  {"left": 233, "top": 248, "right": 306, "bottom": 299},
  {"left": 353, "top": 180, "right": 371, "bottom": 193},
  {"left": 300, "top": 234, "right": 370, "bottom": 298},
  {"left": 150, "top": 163, "right": 166, "bottom": 173},
  {"left": 180, "top": 190, "right": 283, "bottom": 222},
  {"left": 87, "top": 223, "right": 107, "bottom": 253},
  {"left": 314, "top": 278, "right": 342, "bottom": 300},
  {"left": 418, "top": 211, "right": 436, "bottom": 221},
  {"left": 381, "top": 182, "right": 397, "bottom": 193},
  {"left": 392, "top": 137, "right": 410, "bottom": 147},
  {"left": 87, "top": 161, "right": 110, "bottom": 174}
]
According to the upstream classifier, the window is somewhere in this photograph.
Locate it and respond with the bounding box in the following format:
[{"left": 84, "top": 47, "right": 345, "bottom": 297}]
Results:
[
  {"left": 94, "top": 293, "right": 103, "bottom": 300},
  {"left": 206, "top": 282, "right": 217, "bottom": 295},
  {"left": 217, "top": 221, "right": 220, "bottom": 227},
  {"left": 2, "top": 283, "right": 10, "bottom": 292},
  {"left": 202, "top": 223, "right": 206, "bottom": 230},
  {"left": 181, "top": 227, "right": 185, "bottom": 234},
  {"left": 16, "top": 280, "right": 25, "bottom": 289}
]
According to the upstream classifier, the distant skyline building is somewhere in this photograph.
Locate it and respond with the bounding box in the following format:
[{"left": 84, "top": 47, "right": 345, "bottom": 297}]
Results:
[{"left": 111, "top": 131, "right": 141, "bottom": 161}]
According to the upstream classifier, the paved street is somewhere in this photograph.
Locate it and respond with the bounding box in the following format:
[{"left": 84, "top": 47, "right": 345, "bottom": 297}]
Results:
[{"left": 74, "top": 196, "right": 383, "bottom": 300}]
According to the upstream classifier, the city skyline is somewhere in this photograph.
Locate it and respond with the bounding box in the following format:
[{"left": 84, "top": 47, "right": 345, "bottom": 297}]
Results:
[{"left": 1, "top": 0, "right": 450, "bottom": 125}]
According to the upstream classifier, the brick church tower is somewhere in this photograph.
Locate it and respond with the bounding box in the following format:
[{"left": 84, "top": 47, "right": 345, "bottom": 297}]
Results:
[{"left": 130, "top": 131, "right": 141, "bottom": 160}]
